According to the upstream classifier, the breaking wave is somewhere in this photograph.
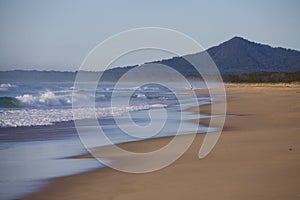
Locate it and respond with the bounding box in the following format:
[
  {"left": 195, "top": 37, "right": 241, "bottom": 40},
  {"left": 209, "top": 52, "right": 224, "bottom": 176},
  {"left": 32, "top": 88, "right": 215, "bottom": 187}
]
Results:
[
  {"left": 0, "top": 91, "right": 75, "bottom": 108},
  {"left": 0, "top": 83, "right": 17, "bottom": 91},
  {"left": 0, "top": 97, "right": 21, "bottom": 108},
  {"left": 0, "top": 86, "right": 172, "bottom": 127},
  {"left": 16, "top": 91, "right": 72, "bottom": 107}
]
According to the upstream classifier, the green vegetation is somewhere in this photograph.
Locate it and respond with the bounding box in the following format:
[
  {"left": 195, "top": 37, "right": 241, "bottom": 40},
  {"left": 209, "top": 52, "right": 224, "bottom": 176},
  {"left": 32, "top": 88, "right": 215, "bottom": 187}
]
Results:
[{"left": 222, "top": 71, "right": 300, "bottom": 83}]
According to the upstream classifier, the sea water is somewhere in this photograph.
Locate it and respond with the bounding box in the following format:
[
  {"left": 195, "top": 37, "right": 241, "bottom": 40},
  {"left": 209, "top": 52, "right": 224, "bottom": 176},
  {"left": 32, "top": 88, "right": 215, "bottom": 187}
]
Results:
[{"left": 0, "top": 71, "right": 215, "bottom": 200}]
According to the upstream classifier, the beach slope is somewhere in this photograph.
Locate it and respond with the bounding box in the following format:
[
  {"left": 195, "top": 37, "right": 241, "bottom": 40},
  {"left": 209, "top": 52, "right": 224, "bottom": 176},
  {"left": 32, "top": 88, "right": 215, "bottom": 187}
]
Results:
[{"left": 23, "top": 84, "right": 300, "bottom": 200}]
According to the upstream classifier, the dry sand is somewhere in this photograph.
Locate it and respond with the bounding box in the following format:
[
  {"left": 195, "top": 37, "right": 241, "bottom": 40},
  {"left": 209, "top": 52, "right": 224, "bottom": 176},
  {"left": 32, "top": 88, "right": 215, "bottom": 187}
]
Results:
[{"left": 23, "top": 83, "right": 300, "bottom": 200}]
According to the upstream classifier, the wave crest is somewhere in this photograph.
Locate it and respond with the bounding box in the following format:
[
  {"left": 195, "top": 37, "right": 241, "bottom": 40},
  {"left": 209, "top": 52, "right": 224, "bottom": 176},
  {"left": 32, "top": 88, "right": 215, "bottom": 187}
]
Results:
[
  {"left": 0, "top": 97, "right": 21, "bottom": 108},
  {"left": 0, "top": 83, "right": 17, "bottom": 91},
  {"left": 16, "top": 91, "right": 71, "bottom": 107}
]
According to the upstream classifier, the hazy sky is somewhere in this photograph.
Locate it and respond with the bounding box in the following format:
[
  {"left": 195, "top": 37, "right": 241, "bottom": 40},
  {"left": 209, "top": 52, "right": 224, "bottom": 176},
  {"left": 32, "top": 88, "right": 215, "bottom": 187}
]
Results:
[{"left": 0, "top": 0, "right": 299, "bottom": 71}]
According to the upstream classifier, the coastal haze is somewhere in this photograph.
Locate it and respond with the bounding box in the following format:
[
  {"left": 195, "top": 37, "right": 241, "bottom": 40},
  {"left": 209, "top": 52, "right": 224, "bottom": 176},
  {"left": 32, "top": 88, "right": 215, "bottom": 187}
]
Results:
[
  {"left": 1, "top": 1, "right": 300, "bottom": 200},
  {"left": 0, "top": 1, "right": 300, "bottom": 71}
]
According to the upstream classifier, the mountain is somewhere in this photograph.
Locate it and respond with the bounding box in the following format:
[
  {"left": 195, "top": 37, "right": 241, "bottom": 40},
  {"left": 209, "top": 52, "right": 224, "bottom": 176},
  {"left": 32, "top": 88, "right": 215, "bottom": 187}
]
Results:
[
  {"left": 2, "top": 37, "right": 300, "bottom": 79},
  {"left": 113, "top": 36, "right": 300, "bottom": 75},
  {"left": 206, "top": 36, "right": 300, "bottom": 74}
]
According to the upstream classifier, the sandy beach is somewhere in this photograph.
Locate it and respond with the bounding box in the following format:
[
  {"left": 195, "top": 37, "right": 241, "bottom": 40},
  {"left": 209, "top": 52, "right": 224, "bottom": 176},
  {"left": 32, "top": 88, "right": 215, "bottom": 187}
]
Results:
[{"left": 23, "top": 83, "right": 300, "bottom": 200}]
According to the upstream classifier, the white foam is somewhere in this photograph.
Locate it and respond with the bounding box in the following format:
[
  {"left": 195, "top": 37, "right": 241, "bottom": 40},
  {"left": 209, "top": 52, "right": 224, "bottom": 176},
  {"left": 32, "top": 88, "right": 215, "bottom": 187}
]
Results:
[
  {"left": 0, "top": 83, "right": 17, "bottom": 91},
  {"left": 141, "top": 86, "right": 160, "bottom": 91},
  {"left": 149, "top": 104, "right": 168, "bottom": 108},
  {"left": 16, "top": 91, "right": 71, "bottom": 107},
  {"left": 0, "top": 104, "right": 167, "bottom": 128},
  {"left": 134, "top": 93, "right": 147, "bottom": 99}
]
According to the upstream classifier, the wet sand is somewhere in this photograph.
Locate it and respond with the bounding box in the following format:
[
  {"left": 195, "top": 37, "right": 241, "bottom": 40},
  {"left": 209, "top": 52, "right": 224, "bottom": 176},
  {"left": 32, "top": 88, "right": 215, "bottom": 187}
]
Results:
[{"left": 23, "top": 83, "right": 300, "bottom": 200}]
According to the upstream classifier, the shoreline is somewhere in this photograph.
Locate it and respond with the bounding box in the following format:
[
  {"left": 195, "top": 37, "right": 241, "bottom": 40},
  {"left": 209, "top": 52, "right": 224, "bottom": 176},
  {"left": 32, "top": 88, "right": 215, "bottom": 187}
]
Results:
[{"left": 23, "top": 83, "right": 300, "bottom": 200}]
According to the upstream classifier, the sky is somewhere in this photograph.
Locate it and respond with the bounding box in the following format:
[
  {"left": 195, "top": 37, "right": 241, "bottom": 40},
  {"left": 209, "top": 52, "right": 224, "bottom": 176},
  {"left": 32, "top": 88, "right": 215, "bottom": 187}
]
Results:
[{"left": 0, "top": 0, "right": 299, "bottom": 71}]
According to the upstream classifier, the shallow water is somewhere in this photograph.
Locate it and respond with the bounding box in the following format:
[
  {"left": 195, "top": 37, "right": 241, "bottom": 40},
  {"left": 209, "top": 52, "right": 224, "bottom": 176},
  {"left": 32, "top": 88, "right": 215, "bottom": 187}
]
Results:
[
  {"left": 0, "top": 73, "right": 218, "bottom": 199},
  {"left": 0, "top": 104, "right": 214, "bottom": 200}
]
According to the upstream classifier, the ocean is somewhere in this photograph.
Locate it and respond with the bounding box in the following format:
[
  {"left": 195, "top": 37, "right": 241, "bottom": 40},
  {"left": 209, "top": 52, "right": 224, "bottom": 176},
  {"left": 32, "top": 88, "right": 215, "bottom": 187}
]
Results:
[{"left": 0, "top": 71, "right": 214, "bottom": 200}]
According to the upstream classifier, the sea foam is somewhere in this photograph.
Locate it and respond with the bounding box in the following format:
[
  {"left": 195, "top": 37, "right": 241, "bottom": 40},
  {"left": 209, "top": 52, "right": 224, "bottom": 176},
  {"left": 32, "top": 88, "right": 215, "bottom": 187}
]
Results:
[
  {"left": 0, "top": 104, "right": 167, "bottom": 127},
  {"left": 16, "top": 91, "right": 72, "bottom": 107},
  {"left": 0, "top": 83, "right": 17, "bottom": 91}
]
